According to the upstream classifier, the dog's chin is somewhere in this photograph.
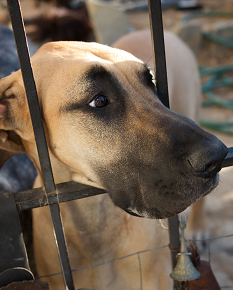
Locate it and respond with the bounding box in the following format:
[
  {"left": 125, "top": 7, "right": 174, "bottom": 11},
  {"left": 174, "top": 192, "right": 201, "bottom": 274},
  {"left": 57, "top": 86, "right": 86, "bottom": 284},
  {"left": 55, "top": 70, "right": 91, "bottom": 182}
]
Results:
[
  {"left": 124, "top": 173, "right": 220, "bottom": 219},
  {"left": 125, "top": 207, "right": 163, "bottom": 219},
  {"left": 125, "top": 206, "right": 184, "bottom": 219}
]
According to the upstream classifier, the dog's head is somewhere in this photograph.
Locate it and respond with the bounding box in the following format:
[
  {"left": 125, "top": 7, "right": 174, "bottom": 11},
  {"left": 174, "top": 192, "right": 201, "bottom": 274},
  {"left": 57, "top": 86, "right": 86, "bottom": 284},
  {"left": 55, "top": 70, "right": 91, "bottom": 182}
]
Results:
[{"left": 0, "top": 42, "right": 228, "bottom": 218}]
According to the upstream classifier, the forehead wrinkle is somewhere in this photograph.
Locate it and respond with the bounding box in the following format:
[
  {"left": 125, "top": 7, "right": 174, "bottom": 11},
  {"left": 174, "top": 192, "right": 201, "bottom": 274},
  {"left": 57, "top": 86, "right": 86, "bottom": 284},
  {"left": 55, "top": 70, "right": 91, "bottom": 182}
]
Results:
[
  {"left": 83, "top": 63, "right": 118, "bottom": 84},
  {"left": 71, "top": 63, "right": 120, "bottom": 94}
]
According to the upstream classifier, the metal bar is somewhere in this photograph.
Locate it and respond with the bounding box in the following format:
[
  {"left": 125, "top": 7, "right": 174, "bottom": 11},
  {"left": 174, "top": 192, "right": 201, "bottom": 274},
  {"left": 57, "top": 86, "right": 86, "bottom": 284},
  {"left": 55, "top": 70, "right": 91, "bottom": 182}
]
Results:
[
  {"left": 222, "top": 147, "right": 233, "bottom": 168},
  {"left": 7, "top": 0, "right": 55, "bottom": 196},
  {"left": 15, "top": 181, "right": 106, "bottom": 211},
  {"left": 6, "top": 1, "right": 74, "bottom": 289},
  {"left": 148, "top": 0, "right": 170, "bottom": 108},
  {"left": 168, "top": 216, "right": 180, "bottom": 269},
  {"left": 148, "top": 0, "right": 179, "bottom": 259},
  {"left": 11, "top": 143, "right": 232, "bottom": 211},
  {"left": 148, "top": 2, "right": 181, "bottom": 289},
  {"left": 0, "top": 191, "right": 31, "bottom": 273}
]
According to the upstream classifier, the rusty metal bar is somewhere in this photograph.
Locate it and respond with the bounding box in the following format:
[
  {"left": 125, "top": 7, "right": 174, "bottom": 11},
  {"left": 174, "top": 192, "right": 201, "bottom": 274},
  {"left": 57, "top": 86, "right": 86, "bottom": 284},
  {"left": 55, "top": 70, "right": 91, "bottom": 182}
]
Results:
[
  {"left": 14, "top": 181, "right": 106, "bottom": 211},
  {"left": 6, "top": 0, "right": 74, "bottom": 289}
]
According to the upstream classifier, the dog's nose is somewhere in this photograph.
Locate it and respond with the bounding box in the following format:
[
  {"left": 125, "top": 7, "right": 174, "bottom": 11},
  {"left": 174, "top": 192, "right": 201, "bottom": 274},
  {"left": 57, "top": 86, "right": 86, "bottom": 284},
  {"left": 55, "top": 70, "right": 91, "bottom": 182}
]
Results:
[{"left": 188, "top": 141, "right": 228, "bottom": 179}]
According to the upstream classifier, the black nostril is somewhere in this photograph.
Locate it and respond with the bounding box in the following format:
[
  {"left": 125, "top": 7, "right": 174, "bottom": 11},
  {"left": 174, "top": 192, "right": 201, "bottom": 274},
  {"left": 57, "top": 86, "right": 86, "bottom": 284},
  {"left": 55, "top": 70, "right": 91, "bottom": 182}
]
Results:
[
  {"left": 188, "top": 158, "right": 223, "bottom": 179},
  {"left": 188, "top": 159, "right": 221, "bottom": 178},
  {"left": 202, "top": 161, "right": 220, "bottom": 178}
]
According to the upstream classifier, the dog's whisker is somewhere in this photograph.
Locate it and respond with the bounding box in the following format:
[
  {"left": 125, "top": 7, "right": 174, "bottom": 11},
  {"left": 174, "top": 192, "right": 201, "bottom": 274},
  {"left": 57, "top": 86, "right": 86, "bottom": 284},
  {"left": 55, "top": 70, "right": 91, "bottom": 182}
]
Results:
[{"left": 145, "top": 55, "right": 153, "bottom": 66}]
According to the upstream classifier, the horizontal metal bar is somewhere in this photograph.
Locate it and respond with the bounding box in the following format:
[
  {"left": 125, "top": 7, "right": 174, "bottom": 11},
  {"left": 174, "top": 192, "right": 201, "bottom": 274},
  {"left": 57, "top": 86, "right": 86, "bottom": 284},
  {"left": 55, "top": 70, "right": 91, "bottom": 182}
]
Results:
[
  {"left": 15, "top": 181, "right": 106, "bottom": 211},
  {"left": 222, "top": 147, "right": 233, "bottom": 168},
  {"left": 12, "top": 146, "right": 232, "bottom": 212}
]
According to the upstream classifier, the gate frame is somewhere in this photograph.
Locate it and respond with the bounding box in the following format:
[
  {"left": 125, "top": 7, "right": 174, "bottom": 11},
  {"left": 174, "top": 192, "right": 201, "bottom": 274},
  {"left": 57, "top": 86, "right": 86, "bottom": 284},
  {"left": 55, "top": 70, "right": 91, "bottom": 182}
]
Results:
[{"left": 2, "top": 0, "right": 233, "bottom": 289}]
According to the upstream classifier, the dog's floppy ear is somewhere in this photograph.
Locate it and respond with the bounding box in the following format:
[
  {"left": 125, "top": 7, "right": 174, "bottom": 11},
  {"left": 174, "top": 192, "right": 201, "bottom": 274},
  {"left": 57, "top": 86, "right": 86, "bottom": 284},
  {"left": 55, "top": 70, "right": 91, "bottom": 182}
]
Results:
[{"left": 0, "top": 73, "right": 27, "bottom": 169}]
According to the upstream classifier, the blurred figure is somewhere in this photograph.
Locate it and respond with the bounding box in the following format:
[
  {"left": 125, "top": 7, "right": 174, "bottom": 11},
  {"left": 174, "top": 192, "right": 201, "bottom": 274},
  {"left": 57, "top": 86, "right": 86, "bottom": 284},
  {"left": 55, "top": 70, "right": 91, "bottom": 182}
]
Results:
[
  {"left": 162, "top": 0, "right": 202, "bottom": 9},
  {"left": 24, "top": 1, "right": 94, "bottom": 43},
  {"left": 0, "top": 23, "right": 37, "bottom": 194}
]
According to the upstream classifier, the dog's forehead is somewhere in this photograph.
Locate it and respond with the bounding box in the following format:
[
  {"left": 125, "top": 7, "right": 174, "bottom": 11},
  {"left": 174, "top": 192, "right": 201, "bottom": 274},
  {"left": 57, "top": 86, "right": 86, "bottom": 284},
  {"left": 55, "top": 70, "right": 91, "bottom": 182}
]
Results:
[
  {"left": 31, "top": 41, "right": 147, "bottom": 97},
  {"left": 29, "top": 41, "right": 149, "bottom": 112},
  {"left": 32, "top": 41, "right": 141, "bottom": 66}
]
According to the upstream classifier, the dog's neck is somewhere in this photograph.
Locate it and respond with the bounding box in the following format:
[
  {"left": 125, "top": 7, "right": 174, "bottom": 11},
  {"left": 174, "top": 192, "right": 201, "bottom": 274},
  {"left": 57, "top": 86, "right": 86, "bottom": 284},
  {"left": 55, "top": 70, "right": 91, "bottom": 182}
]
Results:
[
  {"left": 61, "top": 194, "right": 131, "bottom": 261},
  {"left": 26, "top": 140, "right": 166, "bottom": 264},
  {"left": 29, "top": 140, "right": 131, "bottom": 261}
]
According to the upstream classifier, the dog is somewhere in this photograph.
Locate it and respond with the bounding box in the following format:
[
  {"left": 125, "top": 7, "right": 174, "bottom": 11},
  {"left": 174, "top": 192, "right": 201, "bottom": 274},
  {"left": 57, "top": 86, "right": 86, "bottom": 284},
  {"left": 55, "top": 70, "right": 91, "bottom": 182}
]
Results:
[
  {"left": 0, "top": 32, "right": 228, "bottom": 289},
  {"left": 112, "top": 28, "right": 206, "bottom": 241}
]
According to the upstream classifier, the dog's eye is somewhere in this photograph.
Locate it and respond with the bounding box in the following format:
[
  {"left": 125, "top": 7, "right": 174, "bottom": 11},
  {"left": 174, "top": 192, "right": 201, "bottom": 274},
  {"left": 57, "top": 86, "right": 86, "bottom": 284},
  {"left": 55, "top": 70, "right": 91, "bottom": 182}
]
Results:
[{"left": 88, "top": 95, "right": 108, "bottom": 108}]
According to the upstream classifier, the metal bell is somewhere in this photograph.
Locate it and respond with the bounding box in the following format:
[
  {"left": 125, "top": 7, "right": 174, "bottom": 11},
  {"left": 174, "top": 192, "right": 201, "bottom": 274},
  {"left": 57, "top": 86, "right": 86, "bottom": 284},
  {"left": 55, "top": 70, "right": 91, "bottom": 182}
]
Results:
[{"left": 170, "top": 220, "right": 200, "bottom": 281}]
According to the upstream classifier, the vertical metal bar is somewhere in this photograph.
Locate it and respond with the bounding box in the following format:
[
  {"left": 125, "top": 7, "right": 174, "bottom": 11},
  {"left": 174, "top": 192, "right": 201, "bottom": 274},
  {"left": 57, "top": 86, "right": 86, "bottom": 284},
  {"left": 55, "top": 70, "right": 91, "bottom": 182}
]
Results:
[
  {"left": 148, "top": 0, "right": 170, "bottom": 108},
  {"left": 168, "top": 216, "right": 180, "bottom": 269},
  {"left": 0, "top": 191, "right": 34, "bottom": 287},
  {"left": 6, "top": 1, "right": 74, "bottom": 289},
  {"left": 147, "top": 0, "right": 181, "bottom": 288},
  {"left": 0, "top": 191, "right": 31, "bottom": 273}
]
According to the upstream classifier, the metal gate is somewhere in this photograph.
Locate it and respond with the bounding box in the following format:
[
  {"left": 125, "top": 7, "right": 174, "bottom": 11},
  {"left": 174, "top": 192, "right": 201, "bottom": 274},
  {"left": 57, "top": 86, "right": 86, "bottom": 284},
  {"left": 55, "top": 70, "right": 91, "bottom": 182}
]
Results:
[{"left": 0, "top": 0, "right": 233, "bottom": 289}]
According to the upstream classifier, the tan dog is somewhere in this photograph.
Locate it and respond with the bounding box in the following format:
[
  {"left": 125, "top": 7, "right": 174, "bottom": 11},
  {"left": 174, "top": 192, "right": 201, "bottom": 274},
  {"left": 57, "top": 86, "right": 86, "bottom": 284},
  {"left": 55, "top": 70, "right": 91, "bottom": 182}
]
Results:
[
  {"left": 0, "top": 34, "right": 227, "bottom": 290},
  {"left": 112, "top": 29, "right": 205, "bottom": 241}
]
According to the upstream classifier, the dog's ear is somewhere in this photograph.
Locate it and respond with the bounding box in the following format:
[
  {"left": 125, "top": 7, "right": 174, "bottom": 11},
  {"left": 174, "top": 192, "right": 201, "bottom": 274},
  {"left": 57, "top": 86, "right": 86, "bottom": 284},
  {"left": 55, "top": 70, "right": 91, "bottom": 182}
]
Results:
[{"left": 0, "top": 73, "right": 28, "bottom": 169}]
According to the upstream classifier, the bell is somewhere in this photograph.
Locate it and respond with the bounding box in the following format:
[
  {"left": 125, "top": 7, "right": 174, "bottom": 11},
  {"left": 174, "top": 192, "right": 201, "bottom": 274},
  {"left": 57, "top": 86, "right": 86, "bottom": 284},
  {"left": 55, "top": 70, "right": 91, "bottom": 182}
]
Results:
[{"left": 170, "top": 220, "right": 200, "bottom": 281}]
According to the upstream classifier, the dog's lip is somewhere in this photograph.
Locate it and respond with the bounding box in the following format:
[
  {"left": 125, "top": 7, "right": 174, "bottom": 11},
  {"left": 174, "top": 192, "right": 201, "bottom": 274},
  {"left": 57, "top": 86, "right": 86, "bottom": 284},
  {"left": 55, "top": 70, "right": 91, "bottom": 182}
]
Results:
[{"left": 125, "top": 208, "right": 143, "bottom": 217}]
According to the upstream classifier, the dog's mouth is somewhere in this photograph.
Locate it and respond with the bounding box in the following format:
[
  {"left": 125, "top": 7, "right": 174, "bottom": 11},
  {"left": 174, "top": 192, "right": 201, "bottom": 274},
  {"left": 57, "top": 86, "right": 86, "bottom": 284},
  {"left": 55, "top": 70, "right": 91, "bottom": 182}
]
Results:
[
  {"left": 125, "top": 208, "right": 143, "bottom": 217},
  {"left": 123, "top": 173, "right": 220, "bottom": 219}
]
